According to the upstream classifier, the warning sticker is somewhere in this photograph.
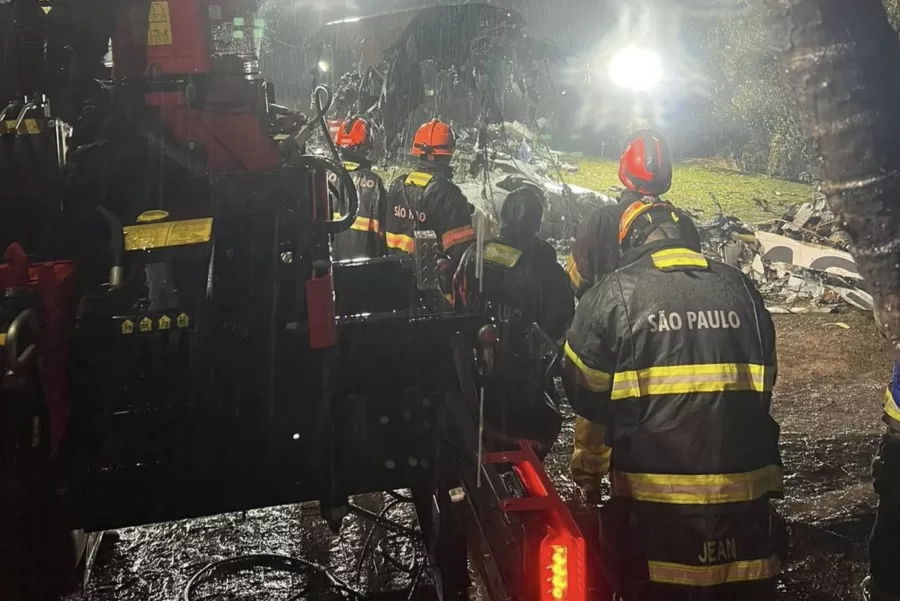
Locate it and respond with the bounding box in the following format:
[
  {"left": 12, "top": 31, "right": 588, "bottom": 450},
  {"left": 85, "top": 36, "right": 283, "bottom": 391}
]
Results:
[
  {"left": 124, "top": 218, "right": 213, "bottom": 252},
  {"left": 139, "top": 317, "right": 153, "bottom": 333},
  {"left": 176, "top": 313, "right": 190, "bottom": 329},
  {"left": 121, "top": 319, "right": 135, "bottom": 335},
  {"left": 130, "top": 1, "right": 173, "bottom": 46},
  {"left": 1, "top": 120, "right": 42, "bottom": 135},
  {"left": 158, "top": 315, "right": 172, "bottom": 330}
]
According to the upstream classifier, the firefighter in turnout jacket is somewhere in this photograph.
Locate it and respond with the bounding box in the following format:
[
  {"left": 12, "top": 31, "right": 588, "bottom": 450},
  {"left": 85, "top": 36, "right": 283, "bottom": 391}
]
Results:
[
  {"left": 330, "top": 117, "right": 388, "bottom": 260},
  {"left": 453, "top": 186, "right": 574, "bottom": 446},
  {"left": 454, "top": 185, "right": 574, "bottom": 341},
  {"left": 566, "top": 129, "right": 702, "bottom": 299},
  {"left": 864, "top": 359, "right": 900, "bottom": 601},
  {"left": 385, "top": 119, "right": 475, "bottom": 266},
  {"left": 563, "top": 199, "right": 784, "bottom": 600}
]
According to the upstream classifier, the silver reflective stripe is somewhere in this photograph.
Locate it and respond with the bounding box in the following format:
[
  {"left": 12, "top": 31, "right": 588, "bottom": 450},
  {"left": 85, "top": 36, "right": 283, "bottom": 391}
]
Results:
[{"left": 610, "top": 363, "right": 773, "bottom": 400}]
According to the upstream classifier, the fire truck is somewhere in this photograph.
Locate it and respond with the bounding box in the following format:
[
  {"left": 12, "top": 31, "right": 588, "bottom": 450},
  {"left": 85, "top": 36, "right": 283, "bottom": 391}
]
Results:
[{"left": 0, "top": 1, "right": 604, "bottom": 600}]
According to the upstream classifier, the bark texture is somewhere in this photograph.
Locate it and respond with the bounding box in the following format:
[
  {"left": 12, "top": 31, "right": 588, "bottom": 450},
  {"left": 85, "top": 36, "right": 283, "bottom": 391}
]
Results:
[{"left": 761, "top": 0, "right": 900, "bottom": 349}]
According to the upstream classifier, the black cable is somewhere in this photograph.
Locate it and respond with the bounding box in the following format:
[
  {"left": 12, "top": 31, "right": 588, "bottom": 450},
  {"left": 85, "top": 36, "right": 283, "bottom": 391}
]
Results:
[
  {"left": 354, "top": 498, "right": 406, "bottom": 584},
  {"left": 348, "top": 503, "right": 419, "bottom": 538},
  {"left": 182, "top": 554, "right": 361, "bottom": 601},
  {"left": 314, "top": 84, "right": 341, "bottom": 164},
  {"left": 405, "top": 561, "right": 427, "bottom": 601},
  {"left": 387, "top": 490, "right": 414, "bottom": 503},
  {"left": 373, "top": 533, "right": 420, "bottom": 575}
]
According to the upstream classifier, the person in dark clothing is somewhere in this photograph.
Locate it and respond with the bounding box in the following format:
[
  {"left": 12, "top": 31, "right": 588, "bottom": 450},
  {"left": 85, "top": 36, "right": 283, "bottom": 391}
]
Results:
[
  {"left": 452, "top": 186, "right": 574, "bottom": 449},
  {"left": 563, "top": 199, "right": 783, "bottom": 600},
  {"left": 330, "top": 117, "right": 389, "bottom": 260},
  {"left": 566, "top": 129, "right": 702, "bottom": 299},
  {"left": 454, "top": 186, "right": 574, "bottom": 341},
  {"left": 385, "top": 119, "right": 475, "bottom": 267}
]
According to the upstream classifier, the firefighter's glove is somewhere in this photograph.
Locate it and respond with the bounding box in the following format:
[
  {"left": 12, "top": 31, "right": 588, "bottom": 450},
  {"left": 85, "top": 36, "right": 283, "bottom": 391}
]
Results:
[{"left": 571, "top": 417, "right": 611, "bottom": 502}]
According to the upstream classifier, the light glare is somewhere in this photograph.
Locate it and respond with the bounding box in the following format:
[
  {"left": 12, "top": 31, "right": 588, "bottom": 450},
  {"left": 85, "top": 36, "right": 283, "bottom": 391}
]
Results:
[
  {"left": 317, "top": 60, "right": 330, "bottom": 73},
  {"left": 608, "top": 47, "right": 662, "bottom": 92}
]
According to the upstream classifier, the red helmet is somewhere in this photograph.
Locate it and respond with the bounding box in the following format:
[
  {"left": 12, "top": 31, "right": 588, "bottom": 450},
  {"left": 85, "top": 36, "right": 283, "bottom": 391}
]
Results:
[
  {"left": 412, "top": 119, "right": 455, "bottom": 158},
  {"left": 618, "top": 130, "right": 672, "bottom": 196},
  {"left": 334, "top": 117, "right": 370, "bottom": 150}
]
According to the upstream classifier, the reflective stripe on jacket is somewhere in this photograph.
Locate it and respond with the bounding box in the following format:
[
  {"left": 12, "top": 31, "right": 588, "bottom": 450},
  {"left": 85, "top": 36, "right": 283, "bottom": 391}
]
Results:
[
  {"left": 884, "top": 359, "right": 900, "bottom": 430},
  {"left": 564, "top": 241, "right": 782, "bottom": 591},
  {"left": 566, "top": 193, "right": 702, "bottom": 299},
  {"left": 453, "top": 238, "right": 574, "bottom": 341},
  {"left": 331, "top": 161, "right": 388, "bottom": 260}
]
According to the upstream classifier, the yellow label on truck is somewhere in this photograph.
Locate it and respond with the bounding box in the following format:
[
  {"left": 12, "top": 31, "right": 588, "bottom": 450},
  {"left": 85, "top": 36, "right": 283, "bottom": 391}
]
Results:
[
  {"left": 148, "top": 2, "right": 172, "bottom": 46},
  {"left": 124, "top": 218, "right": 213, "bottom": 252},
  {"left": 131, "top": 1, "right": 172, "bottom": 46},
  {"left": 0, "top": 119, "right": 42, "bottom": 135}
]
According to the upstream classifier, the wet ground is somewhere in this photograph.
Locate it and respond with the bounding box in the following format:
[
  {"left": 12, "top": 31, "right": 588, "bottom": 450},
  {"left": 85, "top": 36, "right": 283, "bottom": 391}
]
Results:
[
  {"left": 768, "top": 310, "right": 891, "bottom": 601},
  {"left": 75, "top": 310, "right": 893, "bottom": 601}
]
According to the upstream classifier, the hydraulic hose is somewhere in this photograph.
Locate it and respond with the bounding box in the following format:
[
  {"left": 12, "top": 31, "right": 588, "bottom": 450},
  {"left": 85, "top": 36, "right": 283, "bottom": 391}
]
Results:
[
  {"left": 299, "top": 84, "right": 358, "bottom": 233},
  {"left": 313, "top": 84, "right": 341, "bottom": 164},
  {"left": 295, "top": 154, "right": 359, "bottom": 234}
]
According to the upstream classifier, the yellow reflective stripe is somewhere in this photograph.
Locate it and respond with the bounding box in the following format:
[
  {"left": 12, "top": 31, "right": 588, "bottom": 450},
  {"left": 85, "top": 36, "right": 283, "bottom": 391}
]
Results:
[
  {"left": 442, "top": 225, "right": 476, "bottom": 249},
  {"left": 386, "top": 232, "right": 415, "bottom": 254},
  {"left": 651, "top": 247, "right": 709, "bottom": 270},
  {"left": 611, "top": 465, "right": 783, "bottom": 505},
  {"left": 333, "top": 213, "right": 380, "bottom": 233},
  {"left": 648, "top": 556, "right": 780, "bottom": 587},
  {"left": 350, "top": 216, "right": 380, "bottom": 233},
  {"left": 884, "top": 387, "right": 900, "bottom": 423},
  {"left": 405, "top": 171, "right": 434, "bottom": 187},
  {"left": 483, "top": 242, "right": 522, "bottom": 268},
  {"left": 563, "top": 341, "right": 612, "bottom": 393},
  {"left": 610, "top": 363, "right": 773, "bottom": 400},
  {"left": 566, "top": 255, "right": 586, "bottom": 290}
]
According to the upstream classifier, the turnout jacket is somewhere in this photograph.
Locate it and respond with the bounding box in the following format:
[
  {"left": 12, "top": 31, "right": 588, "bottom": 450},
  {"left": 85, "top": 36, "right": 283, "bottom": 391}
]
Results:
[
  {"left": 453, "top": 237, "right": 574, "bottom": 341},
  {"left": 453, "top": 236, "right": 573, "bottom": 444},
  {"left": 331, "top": 156, "right": 388, "bottom": 260},
  {"left": 564, "top": 240, "right": 783, "bottom": 594},
  {"left": 385, "top": 163, "right": 476, "bottom": 266},
  {"left": 884, "top": 360, "right": 900, "bottom": 432},
  {"left": 566, "top": 191, "right": 702, "bottom": 299}
]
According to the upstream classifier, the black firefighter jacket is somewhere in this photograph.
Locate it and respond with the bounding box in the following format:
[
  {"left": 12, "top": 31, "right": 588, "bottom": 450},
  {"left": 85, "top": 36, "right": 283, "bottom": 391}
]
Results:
[
  {"left": 564, "top": 240, "right": 783, "bottom": 595},
  {"left": 331, "top": 158, "right": 388, "bottom": 260},
  {"left": 385, "top": 164, "right": 475, "bottom": 266},
  {"left": 566, "top": 191, "right": 702, "bottom": 299},
  {"left": 453, "top": 236, "right": 574, "bottom": 444},
  {"left": 454, "top": 236, "right": 574, "bottom": 341}
]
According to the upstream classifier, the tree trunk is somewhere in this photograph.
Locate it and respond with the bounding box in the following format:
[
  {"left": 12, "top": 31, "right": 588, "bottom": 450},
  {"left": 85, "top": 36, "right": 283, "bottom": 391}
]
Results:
[{"left": 761, "top": 0, "right": 900, "bottom": 349}]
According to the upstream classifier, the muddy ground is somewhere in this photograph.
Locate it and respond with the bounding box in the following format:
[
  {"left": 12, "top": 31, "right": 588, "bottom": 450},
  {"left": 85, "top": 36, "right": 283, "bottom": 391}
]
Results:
[{"left": 76, "top": 310, "right": 893, "bottom": 601}]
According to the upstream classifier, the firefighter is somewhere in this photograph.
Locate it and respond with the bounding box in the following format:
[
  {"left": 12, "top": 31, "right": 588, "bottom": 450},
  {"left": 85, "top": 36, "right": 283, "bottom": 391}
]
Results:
[
  {"left": 864, "top": 360, "right": 900, "bottom": 601},
  {"left": 563, "top": 199, "right": 784, "bottom": 600},
  {"left": 453, "top": 186, "right": 573, "bottom": 448},
  {"left": 330, "top": 117, "right": 388, "bottom": 260},
  {"left": 453, "top": 185, "right": 574, "bottom": 341},
  {"left": 565, "top": 129, "right": 702, "bottom": 299},
  {"left": 385, "top": 119, "right": 475, "bottom": 266}
]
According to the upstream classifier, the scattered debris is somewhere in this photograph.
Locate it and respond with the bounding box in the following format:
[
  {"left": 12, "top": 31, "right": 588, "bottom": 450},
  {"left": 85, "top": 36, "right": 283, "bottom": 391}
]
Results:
[{"left": 698, "top": 190, "right": 873, "bottom": 312}]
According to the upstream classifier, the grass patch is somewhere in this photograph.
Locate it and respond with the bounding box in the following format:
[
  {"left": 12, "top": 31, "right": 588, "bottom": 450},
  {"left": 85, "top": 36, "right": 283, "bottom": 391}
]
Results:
[{"left": 561, "top": 158, "right": 815, "bottom": 224}]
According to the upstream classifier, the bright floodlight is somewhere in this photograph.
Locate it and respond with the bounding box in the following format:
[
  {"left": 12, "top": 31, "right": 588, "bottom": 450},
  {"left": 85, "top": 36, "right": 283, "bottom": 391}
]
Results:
[
  {"left": 608, "top": 47, "right": 662, "bottom": 92},
  {"left": 317, "top": 60, "right": 331, "bottom": 73}
]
